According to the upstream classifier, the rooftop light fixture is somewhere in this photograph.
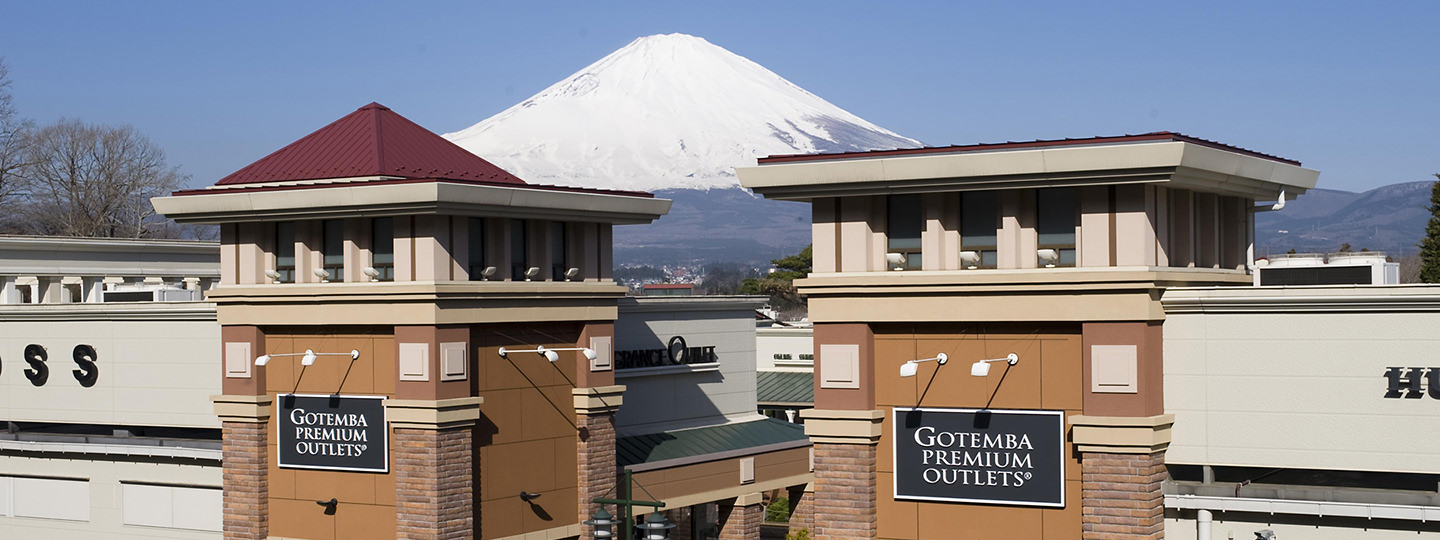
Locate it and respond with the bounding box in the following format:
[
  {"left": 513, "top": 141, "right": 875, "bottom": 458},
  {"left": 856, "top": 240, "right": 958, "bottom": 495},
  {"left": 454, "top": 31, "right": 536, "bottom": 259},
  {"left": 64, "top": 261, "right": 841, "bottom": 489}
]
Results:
[
  {"left": 899, "top": 353, "right": 947, "bottom": 378},
  {"left": 1037, "top": 249, "right": 1059, "bottom": 268},
  {"left": 499, "top": 345, "right": 597, "bottom": 363},
  {"left": 886, "top": 252, "right": 907, "bottom": 271},
  {"left": 362, "top": 267, "right": 380, "bottom": 281},
  {"left": 264, "top": 270, "right": 283, "bottom": 283},
  {"left": 970, "top": 353, "right": 1019, "bottom": 377},
  {"left": 312, "top": 268, "right": 331, "bottom": 282},
  {"left": 254, "top": 349, "right": 360, "bottom": 367},
  {"left": 959, "top": 251, "right": 980, "bottom": 270}
]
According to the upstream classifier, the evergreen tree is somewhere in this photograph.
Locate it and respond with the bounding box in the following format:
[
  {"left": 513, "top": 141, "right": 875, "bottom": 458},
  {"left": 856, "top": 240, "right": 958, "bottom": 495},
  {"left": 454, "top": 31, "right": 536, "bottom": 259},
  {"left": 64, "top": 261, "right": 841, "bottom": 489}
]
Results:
[
  {"left": 1420, "top": 175, "right": 1440, "bottom": 283},
  {"left": 740, "top": 245, "right": 812, "bottom": 314}
]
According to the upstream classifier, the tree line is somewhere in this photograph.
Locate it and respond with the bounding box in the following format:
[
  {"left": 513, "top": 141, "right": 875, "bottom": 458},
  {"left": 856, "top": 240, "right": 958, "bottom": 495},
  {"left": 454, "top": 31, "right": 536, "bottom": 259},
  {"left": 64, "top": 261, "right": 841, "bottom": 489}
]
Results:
[{"left": 0, "top": 57, "right": 201, "bottom": 239}]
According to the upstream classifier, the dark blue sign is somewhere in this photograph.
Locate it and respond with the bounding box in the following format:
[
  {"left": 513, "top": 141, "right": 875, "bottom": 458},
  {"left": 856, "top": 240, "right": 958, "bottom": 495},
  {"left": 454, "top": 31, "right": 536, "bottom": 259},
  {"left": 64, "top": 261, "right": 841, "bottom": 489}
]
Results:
[
  {"left": 277, "top": 394, "right": 388, "bottom": 473},
  {"left": 893, "top": 407, "right": 1065, "bottom": 507}
]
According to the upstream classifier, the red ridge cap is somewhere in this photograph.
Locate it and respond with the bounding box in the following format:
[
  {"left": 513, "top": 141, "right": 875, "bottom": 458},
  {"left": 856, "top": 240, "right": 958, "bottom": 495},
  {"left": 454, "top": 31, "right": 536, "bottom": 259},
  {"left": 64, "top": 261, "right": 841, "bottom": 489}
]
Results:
[
  {"left": 756, "top": 132, "right": 1302, "bottom": 167},
  {"left": 172, "top": 177, "right": 656, "bottom": 199}
]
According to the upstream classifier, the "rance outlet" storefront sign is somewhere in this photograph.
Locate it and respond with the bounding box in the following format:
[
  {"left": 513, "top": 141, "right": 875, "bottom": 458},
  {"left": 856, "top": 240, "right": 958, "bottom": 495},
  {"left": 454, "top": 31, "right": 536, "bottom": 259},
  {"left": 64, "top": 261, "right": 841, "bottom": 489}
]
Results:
[
  {"left": 892, "top": 407, "right": 1064, "bottom": 507},
  {"left": 277, "top": 394, "right": 388, "bottom": 473}
]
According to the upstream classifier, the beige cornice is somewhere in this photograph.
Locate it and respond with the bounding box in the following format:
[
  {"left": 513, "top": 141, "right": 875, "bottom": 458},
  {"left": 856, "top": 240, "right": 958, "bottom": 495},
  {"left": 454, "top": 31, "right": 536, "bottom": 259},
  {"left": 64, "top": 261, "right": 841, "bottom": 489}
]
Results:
[
  {"left": 212, "top": 394, "right": 273, "bottom": 423},
  {"left": 385, "top": 396, "right": 484, "bottom": 429},
  {"left": 573, "top": 385, "right": 626, "bottom": 415},
  {"left": 153, "top": 181, "right": 671, "bottom": 225},
  {"left": 207, "top": 282, "right": 626, "bottom": 325},
  {"left": 796, "top": 268, "right": 1250, "bottom": 323},
  {"left": 1069, "top": 414, "right": 1174, "bottom": 454},
  {"left": 801, "top": 409, "right": 885, "bottom": 445}
]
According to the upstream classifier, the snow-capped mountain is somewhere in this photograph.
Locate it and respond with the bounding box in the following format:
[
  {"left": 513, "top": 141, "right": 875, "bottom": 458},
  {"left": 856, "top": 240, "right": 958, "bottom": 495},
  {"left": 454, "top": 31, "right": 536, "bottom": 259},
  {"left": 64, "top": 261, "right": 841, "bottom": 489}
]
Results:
[{"left": 444, "top": 33, "right": 921, "bottom": 192}]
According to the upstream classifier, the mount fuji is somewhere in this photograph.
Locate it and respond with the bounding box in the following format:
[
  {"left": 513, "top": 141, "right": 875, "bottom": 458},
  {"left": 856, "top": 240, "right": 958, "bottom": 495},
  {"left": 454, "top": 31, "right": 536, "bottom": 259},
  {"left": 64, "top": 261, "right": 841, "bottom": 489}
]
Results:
[{"left": 445, "top": 34, "right": 921, "bottom": 264}]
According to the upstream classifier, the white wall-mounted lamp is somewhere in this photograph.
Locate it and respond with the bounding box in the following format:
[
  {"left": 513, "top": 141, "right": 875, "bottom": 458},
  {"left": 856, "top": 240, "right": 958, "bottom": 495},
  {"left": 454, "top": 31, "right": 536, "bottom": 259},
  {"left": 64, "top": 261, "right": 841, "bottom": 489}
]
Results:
[
  {"left": 885, "top": 252, "right": 907, "bottom": 271},
  {"left": 564, "top": 267, "right": 580, "bottom": 281},
  {"left": 524, "top": 267, "right": 540, "bottom": 281},
  {"left": 264, "top": 270, "right": 282, "bottom": 283},
  {"left": 970, "top": 353, "right": 1019, "bottom": 377},
  {"left": 899, "top": 353, "right": 947, "bottom": 378},
  {"left": 254, "top": 348, "right": 360, "bottom": 367},
  {"left": 959, "top": 251, "right": 980, "bottom": 270},
  {"left": 480, "top": 266, "right": 497, "bottom": 280},
  {"left": 362, "top": 267, "right": 380, "bottom": 281},
  {"left": 1036, "top": 249, "right": 1059, "bottom": 268},
  {"left": 499, "top": 345, "right": 597, "bottom": 363},
  {"left": 312, "top": 268, "right": 331, "bottom": 282}
]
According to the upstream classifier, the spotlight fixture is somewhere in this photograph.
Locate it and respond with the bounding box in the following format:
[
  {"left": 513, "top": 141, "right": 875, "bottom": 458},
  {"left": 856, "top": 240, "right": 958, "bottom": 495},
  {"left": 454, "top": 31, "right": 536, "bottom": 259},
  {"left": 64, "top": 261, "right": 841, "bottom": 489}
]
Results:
[
  {"left": 959, "top": 251, "right": 981, "bottom": 269},
  {"left": 1036, "top": 249, "right": 1059, "bottom": 268},
  {"left": 970, "top": 353, "right": 1019, "bottom": 377},
  {"left": 312, "top": 268, "right": 331, "bottom": 282},
  {"left": 885, "top": 252, "right": 907, "bottom": 270},
  {"left": 564, "top": 267, "right": 580, "bottom": 280},
  {"left": 362, "top": 267, "right": 380, "bottom": 281},
  {"left": 480, "top": 266, "right": 497, "bottom": 279},
  {"left": 498, "top": 346, "right": 596, "bottom": 363},
  {"left": 520, "top": 491, "right": 542, "bottom": 502},
  {"left": 264, "top": 270, "right": 282, "bottom": 283},
  {"left": 524, "top": 267, "right": 540, "bottom": 281},
  {"left": 254, "top": 349, "right": 360, "bottom": 367},
  {"left": 899, "top": 353, "right": 947, "bottom": 378}
]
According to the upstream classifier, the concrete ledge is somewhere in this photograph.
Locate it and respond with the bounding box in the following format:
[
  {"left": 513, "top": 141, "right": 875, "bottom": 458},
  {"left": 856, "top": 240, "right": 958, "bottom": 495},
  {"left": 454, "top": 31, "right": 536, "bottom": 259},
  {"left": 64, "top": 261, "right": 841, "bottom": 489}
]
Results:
[
  {"left": 385, "top": 396, "right": 484, "bottom": 429},
  {"left": 734, "top": 492, "right": 764, "bottom": 506},
  {"left": 212, "top": 394, "right": 272, "bottom": 423},
  {"left": 573, "top": 385, "right": 625, "bottom": 414},
  {"left": 488, "top": 523, "right": 582, "bottom": 540},
  {"left": 1069, "top": 414, "right": 1174, "bottom": 454},
  {"left": 657, "top": 472, "right": 813, "bottom": 511},
  {"left": 801, "top": 409, "right": 885, "bottom": 445}
]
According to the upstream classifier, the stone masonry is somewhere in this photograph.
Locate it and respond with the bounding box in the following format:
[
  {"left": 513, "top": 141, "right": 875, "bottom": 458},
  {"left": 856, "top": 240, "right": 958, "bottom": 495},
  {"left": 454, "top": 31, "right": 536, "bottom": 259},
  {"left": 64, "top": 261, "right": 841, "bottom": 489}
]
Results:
[
  {"left": 577, "top": 411, "right": 617, "bottom": 540},
  {"left": 811, "top": 443, "right": 877, "bottom": 540},
  {"left": 1080, "top": 452, "right": 1167, "bottom": 540},
  {"left": 221, "top": 421, "right": 268, "bottom": 540},
  {"left": 717, "top": 498, "right": 763, "bottom": 540},
  {"left": 787, "top": 485, "right": 814, "bottom": 536},
  {"left": 394, "top": 427, "right": 474, "bottom": 540}
]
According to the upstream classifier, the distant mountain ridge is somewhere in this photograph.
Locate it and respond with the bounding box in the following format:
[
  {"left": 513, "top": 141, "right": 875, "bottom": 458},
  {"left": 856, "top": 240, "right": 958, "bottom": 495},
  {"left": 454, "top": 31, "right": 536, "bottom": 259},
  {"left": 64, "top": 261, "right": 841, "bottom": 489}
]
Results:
[{"left": 1256, "top": 181, "right": 1433, "bottom": 257}]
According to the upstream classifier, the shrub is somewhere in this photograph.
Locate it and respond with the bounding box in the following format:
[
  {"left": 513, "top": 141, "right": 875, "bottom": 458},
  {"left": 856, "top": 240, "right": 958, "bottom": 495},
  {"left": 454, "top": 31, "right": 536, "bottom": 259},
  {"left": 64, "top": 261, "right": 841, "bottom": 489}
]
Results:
[{"left": 765, "top": 497, "right": 790, "bottom": 522}]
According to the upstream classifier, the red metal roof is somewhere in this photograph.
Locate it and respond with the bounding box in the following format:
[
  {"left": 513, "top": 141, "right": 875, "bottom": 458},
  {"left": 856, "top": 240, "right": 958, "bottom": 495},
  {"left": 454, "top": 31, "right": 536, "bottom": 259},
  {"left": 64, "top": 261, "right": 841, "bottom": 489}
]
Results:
[
  {"left": 756, "top": 132, "right": 1301, "bottom": 167},
  {"left": 214, "top": 103, "right": 528, "bottom": 186}
]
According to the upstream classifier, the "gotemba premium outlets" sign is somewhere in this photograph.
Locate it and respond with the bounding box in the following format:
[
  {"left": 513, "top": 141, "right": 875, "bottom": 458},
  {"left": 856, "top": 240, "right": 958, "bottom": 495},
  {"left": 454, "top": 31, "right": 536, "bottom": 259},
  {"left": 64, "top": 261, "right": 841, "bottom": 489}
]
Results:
[
  {"left": 277, "top": 394, "right": 388, "bottom": 473},
  {"left": 892, "top": 407, "right": 1064, "bottom": 507}
]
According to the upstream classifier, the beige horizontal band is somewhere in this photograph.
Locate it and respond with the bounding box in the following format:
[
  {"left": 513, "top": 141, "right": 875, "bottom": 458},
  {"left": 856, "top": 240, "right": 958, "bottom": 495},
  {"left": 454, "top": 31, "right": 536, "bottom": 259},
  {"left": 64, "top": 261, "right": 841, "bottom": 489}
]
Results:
[
  {"left": 573, "top": 385, "right": 626, "bottom": 414},
  {"left": 655, "top": 472, "right": 812, "bottom": 511},
  {"left": 1070, "top": 414, "right": 1174, "bottom": 454},
  {"left": 734, "top": 492, "right": 764, "bottom": 506},
  {"left": 212, "top": 394, "right": 272, "bottom": 423},
  {"left": 386, "top": 396, "right": 484, "bottom": 429},
  {"left": 488, "top": 523, "right": 582, "bottom": 540},
  {"left": 802, "top": 408, "right": 885, "bottom": 444}
]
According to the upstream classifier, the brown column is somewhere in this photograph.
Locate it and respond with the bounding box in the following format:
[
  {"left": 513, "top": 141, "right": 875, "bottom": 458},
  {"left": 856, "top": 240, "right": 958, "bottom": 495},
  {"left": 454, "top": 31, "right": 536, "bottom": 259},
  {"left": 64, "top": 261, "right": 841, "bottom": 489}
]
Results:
[
  {"left": 387, "top": 397, "right": 485, "bottom": 540},
  {"left": 800, "top": 409, "right": 883, "bottom": 540},
  {"left": 717, "top": 493, "right": 763, "bottom": 540},
  {"left": 213, "top": 396, "right": 273, "bottom": 540},
  {"left": 574, "top": 385, "right": 624, "bottom": 540},
  {"left": 786, "top": 483, "right": 814, "bottom": 536},
  {"left": 1080, "top": 452, "right": 1166, "bottom": 540}
]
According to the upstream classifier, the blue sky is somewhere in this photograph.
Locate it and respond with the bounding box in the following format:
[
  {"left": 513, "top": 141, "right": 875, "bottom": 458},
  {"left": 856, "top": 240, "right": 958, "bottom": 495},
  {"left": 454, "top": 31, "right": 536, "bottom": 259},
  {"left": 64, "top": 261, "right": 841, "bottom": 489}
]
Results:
[{"left": 1, "top": 1, "right": 1436, "bottom": 192}]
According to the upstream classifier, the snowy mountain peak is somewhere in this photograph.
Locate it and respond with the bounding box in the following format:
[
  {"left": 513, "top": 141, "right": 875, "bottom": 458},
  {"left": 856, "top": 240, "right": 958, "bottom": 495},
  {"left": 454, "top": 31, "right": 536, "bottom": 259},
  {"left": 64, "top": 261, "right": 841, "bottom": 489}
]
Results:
[{"left": 444, "top": 33, "right": 921, "bottom": 192}]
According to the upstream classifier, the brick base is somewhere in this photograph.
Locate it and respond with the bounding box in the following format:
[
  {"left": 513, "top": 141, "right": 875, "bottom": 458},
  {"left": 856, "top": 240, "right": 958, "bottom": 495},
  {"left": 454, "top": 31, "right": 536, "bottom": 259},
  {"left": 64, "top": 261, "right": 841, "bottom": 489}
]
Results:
[
  {"left": 1081, "top": 451, "right": 1166, "bottom": 540},
  {"left": 221, "top": 421, "right": 268, "bottom": 540},
  {"left": 718, "top": 500, "right": 762, "bottom": 540},
  {"left": 577, "top": 412, "right": 617, "bottom": 540},
  {"left": 787, "top": 485, "right": 813, "bottom": 535},
  {"left": 394, "top": 427, "right": 474, "bottom": 540},
  {"left": 812, "top": 443, "right": 877, "bottom": 540}
]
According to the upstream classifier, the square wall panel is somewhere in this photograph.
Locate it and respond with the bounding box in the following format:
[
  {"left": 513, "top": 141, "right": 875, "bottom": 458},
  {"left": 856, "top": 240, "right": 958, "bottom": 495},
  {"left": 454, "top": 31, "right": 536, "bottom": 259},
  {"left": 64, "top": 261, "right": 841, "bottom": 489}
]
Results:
[
  {"left": 440, "top": 342, "right": 467, "bottom": 382},
  {"left": 398, "top": 343, "right": 429, "bottom": 382},
  {"left": 820, "top": 344, "right": 860, "bottom": 389},
  {"left": 1091, "top": 344, "right": 1137, "bottom": 393}
]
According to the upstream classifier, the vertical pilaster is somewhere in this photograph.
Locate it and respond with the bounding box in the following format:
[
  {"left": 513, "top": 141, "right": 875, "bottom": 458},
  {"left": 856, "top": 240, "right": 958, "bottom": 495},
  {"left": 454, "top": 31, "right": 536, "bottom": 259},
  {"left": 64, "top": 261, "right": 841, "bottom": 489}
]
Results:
[
  {"left": 213, "top": 396, "right": 273, "bottom": 540},
  {"left": 786, "top": 483, "right": 814, "bottom": 535},
  {"left": 801, "top": 409, "right": 883, "bottom": 540},
  {"left": 574, "top": 385, "right": 624, "bottom": 540},
  {"left": 717, "top": 493, "right": 763, "bottom": 540},
  {"left": 387, "top": 397, "right": 484, "bottom": 540},
  {"left": 1080, "top": 452, "right": 1166, "bottom": 540}
]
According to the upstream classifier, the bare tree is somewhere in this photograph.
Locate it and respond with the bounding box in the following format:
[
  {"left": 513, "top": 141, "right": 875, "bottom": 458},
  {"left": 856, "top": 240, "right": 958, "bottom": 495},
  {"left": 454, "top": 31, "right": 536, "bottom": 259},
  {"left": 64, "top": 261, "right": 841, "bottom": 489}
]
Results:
[
  {"left": 0, "top": 57, "right": 34, "bottom": 230},
  {"left": 18, "top": 119, "right": 185, "bottom": 238}
]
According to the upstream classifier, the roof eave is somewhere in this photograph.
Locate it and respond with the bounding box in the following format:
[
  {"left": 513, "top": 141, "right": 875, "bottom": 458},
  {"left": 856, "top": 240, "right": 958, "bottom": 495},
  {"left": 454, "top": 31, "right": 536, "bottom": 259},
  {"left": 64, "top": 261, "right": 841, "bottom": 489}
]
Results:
[
  {"left": 738, "top": 141, "right": 1319, "bottom": 202},
  {"left": 153, "top": 181, "right": 672, "bottom": 225}
]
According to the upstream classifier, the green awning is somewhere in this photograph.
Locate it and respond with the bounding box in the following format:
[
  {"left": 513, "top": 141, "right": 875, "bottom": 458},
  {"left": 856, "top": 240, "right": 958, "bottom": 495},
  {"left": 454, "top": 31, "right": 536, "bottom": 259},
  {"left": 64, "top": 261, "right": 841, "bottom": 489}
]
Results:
[
  {"left": 618, "top": 418, "right": 808, "bottom": 468},
  {"left": 757, "top": 371, "right": 814, "bottom": 406}
]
